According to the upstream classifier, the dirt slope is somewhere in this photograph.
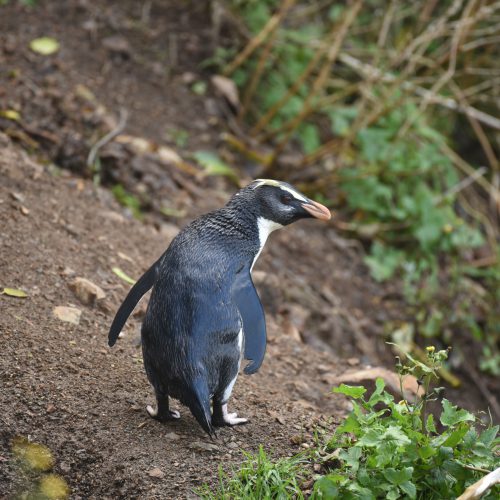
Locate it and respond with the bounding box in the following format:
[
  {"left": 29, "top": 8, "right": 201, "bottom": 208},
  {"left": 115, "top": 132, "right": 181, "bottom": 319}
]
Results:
[{"left": 0, "top": 133, "right": 349, "bottom": 498}]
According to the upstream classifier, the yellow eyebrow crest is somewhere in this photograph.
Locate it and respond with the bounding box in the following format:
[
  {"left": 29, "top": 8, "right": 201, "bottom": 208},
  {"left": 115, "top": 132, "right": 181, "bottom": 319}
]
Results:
[{"left": 252, "top": 179, "right": 307, "bottom": 202}]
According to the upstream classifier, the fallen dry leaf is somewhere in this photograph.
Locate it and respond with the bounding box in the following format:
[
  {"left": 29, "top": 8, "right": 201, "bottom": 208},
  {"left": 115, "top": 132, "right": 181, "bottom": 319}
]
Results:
[
  {"left": 53, "top": 306, "right": 81, "bottom": 325},
  {"left": 114, "top": 134, "right": 151, "bottom": 154},
  {"left": 117, "top": 251, "right": 135, "bottom": 263},
  {"left": 157, "top": 146, "right": 182, "bottom": 166},
  {"left": 211, "top": 75, "right": 240, "bottom": 110}
]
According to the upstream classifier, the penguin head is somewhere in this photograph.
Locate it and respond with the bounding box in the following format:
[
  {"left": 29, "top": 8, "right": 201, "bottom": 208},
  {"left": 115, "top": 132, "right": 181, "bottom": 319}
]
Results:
[{"left": 244, "top": 179, "right": 331, "bottom": 226}]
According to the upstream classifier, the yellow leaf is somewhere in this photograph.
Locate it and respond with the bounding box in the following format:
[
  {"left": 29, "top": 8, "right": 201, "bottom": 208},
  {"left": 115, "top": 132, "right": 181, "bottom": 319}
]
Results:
[
  {"left": 39, "top": 474, "right": 70, "bottom": 499},
  {"left": 0, "top": 109, "right": 21, "bottom": 121},
  {"left": 29, "top": 37, "right": 60, "bottom": 55},
  {"left": 2, "top": 288, "right": 27, "bottom": 298},
  {"left": 112, "top": 267, "right": 136, "bottom": 285},
  {"left": 12, "top": 437, "right": 54, "bottom": 471}
]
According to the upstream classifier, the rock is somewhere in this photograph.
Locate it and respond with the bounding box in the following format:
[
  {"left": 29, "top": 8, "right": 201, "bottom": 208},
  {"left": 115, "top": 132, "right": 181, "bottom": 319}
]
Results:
[
  {"left": 181, "top": 72, "right": 196, "bottom": 85},
  {"left": 268, "top": 410, "right": 286, "bottom": 425},
  {"left": 164, "top": 432, "right": 180, "bottom": 441},
  {"left": 290, "top": 435, "right": 305, "bottom": 445},
  {"left": 53, "top": 306, "right": 81, "bottom": 325},
  {"left": 102, "top": 35, "right": 131, "bottom": 56},
  {"left": 328, "top": 367, "right": 421, "bottom": 401},
  {"left": 69, "top": 277, "right": 106, "bottom": 306},
  {"left": 148, "top": 467, "right": 165, "bottom": 479},
  {"left": 189, "top": 441, "right": 219, "bottom": 452},
  {"left": 60, "top": 267, "right": 76, "bottom": 277}
]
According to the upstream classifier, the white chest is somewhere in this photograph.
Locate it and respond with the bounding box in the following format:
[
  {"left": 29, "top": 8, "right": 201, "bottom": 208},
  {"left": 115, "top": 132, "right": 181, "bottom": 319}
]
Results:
[{"left": 251, "top": 217, "right": 283, "bottom": 271}]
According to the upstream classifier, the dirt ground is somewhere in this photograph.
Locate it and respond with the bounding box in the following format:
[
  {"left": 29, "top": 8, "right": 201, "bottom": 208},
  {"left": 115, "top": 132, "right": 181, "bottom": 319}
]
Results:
[
  {"left": 0, "top": 1, "right": 498, "bottom": 498},
  {"left": 0, "top": 133, "right": 352, "bottom": 498}
]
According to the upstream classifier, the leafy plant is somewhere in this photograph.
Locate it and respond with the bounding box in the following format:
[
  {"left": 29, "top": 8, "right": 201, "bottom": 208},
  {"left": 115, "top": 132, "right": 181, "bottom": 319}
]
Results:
[
  {"left": 314, "top": 348, "right": 499, "bottom": 499},
  {"left": 219, "top": 0, "right": 500, "bottom": 375},
  {"left": 198, "top": 445, "right": 307, "bottom": 499},
  {"left": 201, "top": 350, "right": 499, "bottom": 499},
  {"left": 111, "top": 184, "right": 143, "bottom": 220}
]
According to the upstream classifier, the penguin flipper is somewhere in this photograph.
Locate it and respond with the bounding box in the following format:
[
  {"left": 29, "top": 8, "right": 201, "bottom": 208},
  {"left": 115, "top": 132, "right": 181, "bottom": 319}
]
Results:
[
  {"left": 232, "top": 267, "right": 266, "bottom": 375},
  {"left": 108, "top": 257, "right": 161, "bottom": 347}
]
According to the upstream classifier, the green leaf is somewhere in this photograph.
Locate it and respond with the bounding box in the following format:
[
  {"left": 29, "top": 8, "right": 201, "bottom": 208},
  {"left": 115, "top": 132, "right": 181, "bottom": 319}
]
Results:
[
  {"left": 2, "top": 287, "right": 28, "bottom": 298},
  {"left": 442, "top": 425, "right": 469, "bottom": 448},
  {"left": 418, "top": 445, "right": 436, "bottom": 459},
  {"left": 193, "top": 151, "right": 239, "bottom": 184},
  {"left": 112, "top": 267, "right": 136, "bottom": 285},
  {"left": 313, "top": 476, "right": 340, "bottom": 497},
  {"left": 399, "top": 481, "right": 417, "bottom": 499},
  {"left": 191, "top": 81, "right": 207, "bottom": 95},
  {"left": 364, "top": 243, "right": 405, "bottom": 282},
  {"left": 357, "top": 429, "right": 382, "bottom": 447},
  {"left": 426, "top": 414, "right": 437, "bottom": 433},
  {"left": 299, "top": 123, "right": 321, "bottom": 154},
  {"left": 383, "top": 467, "right": 413, "bottom": 485},
  {"left": 440, "top": 399, "right": 475, "bottom": 427},
  {"left": 384, "top": 426, "right": 412, "bottom": 446},
  {"left": 333, "top": 384, "right": 367, "bottom": 399},
  {"left": 336, "top": 412, "right": 361, "bottom": 436},
  {"left": 368, "top": 378, "right": 393, "bottom": 406},
  {"left": 29, "top": 37, "right": 59, "bottom": 55},
  {"left": 111, "top": 184, "right": 143, "bottom": 220},
  {"left": 478, "top": 425, "right": 499, "bottom": 447}
]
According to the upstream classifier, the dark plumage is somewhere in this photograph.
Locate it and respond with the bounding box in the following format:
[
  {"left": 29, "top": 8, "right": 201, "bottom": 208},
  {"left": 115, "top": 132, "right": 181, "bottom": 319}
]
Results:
[{"left": 108, "top": 179, "right": 331, "bottom": 436}]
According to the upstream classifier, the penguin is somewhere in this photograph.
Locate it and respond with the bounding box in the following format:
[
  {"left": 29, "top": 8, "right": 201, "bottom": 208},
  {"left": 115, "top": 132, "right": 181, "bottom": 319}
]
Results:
[{"left": 108, "top": 179, "right": 331, "bottom": 436}]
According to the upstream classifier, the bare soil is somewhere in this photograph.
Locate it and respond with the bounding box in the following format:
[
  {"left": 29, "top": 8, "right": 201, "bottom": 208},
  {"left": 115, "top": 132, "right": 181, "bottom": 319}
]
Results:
[
  {"left": 0, "top": 134, "right": 350, "bottom": 498},
  {"left": 0, "top": 1, "right": 497, "bottom": 498}
]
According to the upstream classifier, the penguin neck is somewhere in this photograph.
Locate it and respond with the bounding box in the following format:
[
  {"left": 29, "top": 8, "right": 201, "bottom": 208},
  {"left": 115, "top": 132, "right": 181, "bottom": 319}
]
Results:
[{"left": 251, "top": 216, "right": 283, "bottom": 271}]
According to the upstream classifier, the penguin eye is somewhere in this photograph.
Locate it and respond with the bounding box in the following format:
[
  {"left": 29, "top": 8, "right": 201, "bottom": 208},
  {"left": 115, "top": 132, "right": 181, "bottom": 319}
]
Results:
[{"left": 280, "top": 194, "right": 293, "bottom": 205}]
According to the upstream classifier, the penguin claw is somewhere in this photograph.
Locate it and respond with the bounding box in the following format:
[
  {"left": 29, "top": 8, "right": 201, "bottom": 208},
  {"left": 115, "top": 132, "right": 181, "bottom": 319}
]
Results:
[
  {"left": 146, "top": 405, "right": 181, "bottom": 422},
  {"left": 225, "top": 415, "right": 248, "bottom": 426},
  {"left": 212, "top": 413, "right": 248, "bottom": 427}
]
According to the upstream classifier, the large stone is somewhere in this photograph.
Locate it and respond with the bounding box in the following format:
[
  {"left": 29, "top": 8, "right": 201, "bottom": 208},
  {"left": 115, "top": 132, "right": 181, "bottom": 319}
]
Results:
[{"left": 69, "top": 277, "right": 106, "bottom": 306}]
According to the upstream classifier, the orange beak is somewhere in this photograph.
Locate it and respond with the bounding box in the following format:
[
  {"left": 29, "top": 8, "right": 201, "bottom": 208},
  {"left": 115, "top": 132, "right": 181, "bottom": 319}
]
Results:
[{"left": 301, "top": 200, "right": 332, "bottom": 221}]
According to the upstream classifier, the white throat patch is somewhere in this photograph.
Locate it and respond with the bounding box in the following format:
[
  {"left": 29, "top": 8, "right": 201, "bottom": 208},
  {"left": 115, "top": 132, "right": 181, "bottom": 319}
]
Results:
[{"left": 251, "top": 216, "right": 283, "bottom": 271}]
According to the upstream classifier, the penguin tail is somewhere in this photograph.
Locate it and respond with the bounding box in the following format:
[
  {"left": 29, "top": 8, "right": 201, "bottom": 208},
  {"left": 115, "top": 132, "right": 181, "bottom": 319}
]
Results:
[
  {"left": 108, "top": 258, "right": 161, "bottom": 347},
  {"left": 185, "top": 378, "right": 215, "bottom": 438}
]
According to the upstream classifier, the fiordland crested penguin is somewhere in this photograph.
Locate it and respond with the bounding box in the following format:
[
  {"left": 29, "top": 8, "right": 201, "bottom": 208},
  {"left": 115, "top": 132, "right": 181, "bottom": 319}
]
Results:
[{"left": 108, "top": 179, "right": 331, "bottom": 436}]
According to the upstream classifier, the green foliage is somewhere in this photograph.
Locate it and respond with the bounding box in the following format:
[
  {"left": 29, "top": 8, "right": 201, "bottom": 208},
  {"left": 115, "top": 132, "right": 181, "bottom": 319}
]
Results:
[
  {"left": 111, "top": 184, "right": 143, "bottom": 220},
  {"left": 314, "top": 349, "right": 499, "bottom": 499},
  {"left": 201, "top": 351, "right": 499, "bottom": 499},
  {"left": 0, "top": 0, "right": 38, "bottom": 6},
  {"left": 165, "top": 127, "right": 189, "bottom": 148},
  {"left": 193, "top": 151, "right": 240, "bottom": 184},
  {"left": 221, "top": 0, "right": 499, "bottom": 375},
  {"left": 198, "top": 445, "right": 306, "bottom": 499}
]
